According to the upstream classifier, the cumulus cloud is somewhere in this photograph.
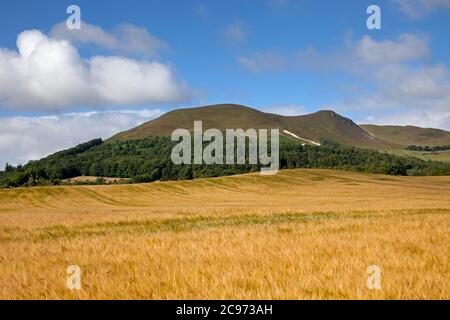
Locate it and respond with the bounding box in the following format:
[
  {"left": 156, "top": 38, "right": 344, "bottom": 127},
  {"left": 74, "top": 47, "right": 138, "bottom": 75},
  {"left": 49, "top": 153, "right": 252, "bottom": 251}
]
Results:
[
  {"left": 235, "top": 33, "right": 450, "bottom": 129},
  {"left": 392, "top": 0, "right": 450, "bottom": 18},
  {"left": 237, "top": 33, "right": 449, "bottom": 129},
  {"left": 295, "top": 34, "right": 429, "bottom": 71},
  {"left": 341, "top": 63, "right": 450, "bottom": 127},
  {"left": 353, "top": 34, "right": 429, "bottom": 65},
  {"left": 290, "top": 33, "right": 450, "bottom": 130},
  {"left": 50, "top": 21, "right": 167, "bottom": 57},
  {"left": 243, "top": 34, "right": 429, "bottom": 73},
  {"left": 0, "top": 30, "right": 191, "bottom": 111},
  {"left": 336, "top": 36, "right": 450, "bottom": 130},
  {"left": 340, "top": 35, "right": 450, "bottom": 111},
  {"left": 375, "top": 64, "right": 450, "bottom": 103},
  {"left": 0, "top": 109, "right": 162, "bottom": 169},
  {"left": 360, "top": 110, "right": 450, "bottom": 130}
]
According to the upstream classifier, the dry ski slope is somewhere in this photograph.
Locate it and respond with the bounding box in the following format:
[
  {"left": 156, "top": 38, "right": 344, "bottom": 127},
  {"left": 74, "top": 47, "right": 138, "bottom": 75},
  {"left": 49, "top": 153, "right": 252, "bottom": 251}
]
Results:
[{"left": 0, "top": 169, "right": 449, "bottom": 299}]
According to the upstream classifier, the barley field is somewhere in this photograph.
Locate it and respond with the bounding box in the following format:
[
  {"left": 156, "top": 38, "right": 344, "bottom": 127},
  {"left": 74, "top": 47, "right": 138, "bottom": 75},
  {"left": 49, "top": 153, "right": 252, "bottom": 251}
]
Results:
[{"left": 0, "top": 169, "right": 449, "bottom": 299}]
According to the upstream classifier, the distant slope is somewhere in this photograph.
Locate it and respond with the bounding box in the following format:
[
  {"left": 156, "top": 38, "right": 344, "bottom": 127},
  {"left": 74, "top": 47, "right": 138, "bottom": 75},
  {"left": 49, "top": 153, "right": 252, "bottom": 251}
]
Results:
[
  {"left": 112, "top": 104, "right": 281, "bottom": 139},
  {"left": 112, "top": 104, "right": 388, "bottom": 149},
  {"left": 388, "top": 149, "right": 450, "bottom": 162},
  {"left": 361, "top": 125, "right": 450, "bottom": 148},
  {"left": 280, "top": 110, "right": 385, "bottom": 148}
]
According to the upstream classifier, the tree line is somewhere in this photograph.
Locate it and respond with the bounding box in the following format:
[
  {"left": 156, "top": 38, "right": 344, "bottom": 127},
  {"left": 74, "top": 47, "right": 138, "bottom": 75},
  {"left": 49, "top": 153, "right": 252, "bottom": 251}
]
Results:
[
  {"left": 405, "top": 145, "right": 450, "bottom": 152},
  {"left": 1, "top": 136, "right": 450, "bottom": 188}
]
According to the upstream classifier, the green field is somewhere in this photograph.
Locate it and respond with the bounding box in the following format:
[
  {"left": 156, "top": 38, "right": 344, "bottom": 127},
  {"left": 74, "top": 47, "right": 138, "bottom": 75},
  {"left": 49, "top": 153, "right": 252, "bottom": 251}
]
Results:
[{"left": 388, "top": 149, "right": 450, "bottom": 162}]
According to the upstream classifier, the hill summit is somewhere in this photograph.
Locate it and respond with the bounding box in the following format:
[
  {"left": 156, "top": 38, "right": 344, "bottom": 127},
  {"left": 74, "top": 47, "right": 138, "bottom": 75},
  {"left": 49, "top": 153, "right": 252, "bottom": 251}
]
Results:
[{"left": 111, "top": 104, "right": 386, "bottom": 148}]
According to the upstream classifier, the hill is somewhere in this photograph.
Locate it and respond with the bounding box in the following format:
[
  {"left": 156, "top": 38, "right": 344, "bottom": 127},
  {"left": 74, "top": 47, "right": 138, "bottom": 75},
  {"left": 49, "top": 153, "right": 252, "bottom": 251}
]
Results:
[
  {"left": 2, "top": 104, "right": 450, "bottom": 188},
  {"left": 112, "top": 104, "right": 389, "bottom": 149},
  {"left": 360, "top": 124, "right": 450, "bottom": 148}
]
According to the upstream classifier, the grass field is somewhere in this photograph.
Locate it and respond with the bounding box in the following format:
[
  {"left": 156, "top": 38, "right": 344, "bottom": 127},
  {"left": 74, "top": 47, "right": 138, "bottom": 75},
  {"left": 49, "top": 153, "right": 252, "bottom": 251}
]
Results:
[
  {"left": 0, "top": 169, "right": 449, "bottom": 299},
  {"left": 388, "top": 149, "right": 450, "bottom": 162}
]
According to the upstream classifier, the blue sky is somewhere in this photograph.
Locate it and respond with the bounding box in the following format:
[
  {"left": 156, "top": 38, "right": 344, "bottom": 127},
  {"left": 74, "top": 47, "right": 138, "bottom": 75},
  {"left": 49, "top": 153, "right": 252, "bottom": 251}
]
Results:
[{"left": 0, "top": 0, "right": 450, "bottom": 167}]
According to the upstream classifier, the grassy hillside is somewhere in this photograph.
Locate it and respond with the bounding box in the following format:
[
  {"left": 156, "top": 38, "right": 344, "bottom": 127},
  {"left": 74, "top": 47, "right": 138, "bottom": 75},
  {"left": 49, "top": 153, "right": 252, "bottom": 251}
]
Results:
[
  {"left": 112, "top": 104, "right": 281, "bottom": 139},
  {"left": 388, "top": 149, "right": 450, "bottom": 162},
  {"left": 361, "top": 124, "right": 450, "bottom": 147},
  {"left": 1, "top": 169, "right": 448, "bottom": 299},
  {"left": 112, "top": 104, "right": 389, "bottom": 149},
  {"left": 112, "top": 104, "right": 450, "bottom": 152},
  {"left": 281, "top": 110, "right": 386, "bottom": 148}
]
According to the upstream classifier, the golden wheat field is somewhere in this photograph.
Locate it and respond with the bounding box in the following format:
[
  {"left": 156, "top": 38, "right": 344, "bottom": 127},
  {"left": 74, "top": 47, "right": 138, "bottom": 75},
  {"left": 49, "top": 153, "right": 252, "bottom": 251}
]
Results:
[{"left": 0, "top": 169, "right": 449, "bottom": 300}]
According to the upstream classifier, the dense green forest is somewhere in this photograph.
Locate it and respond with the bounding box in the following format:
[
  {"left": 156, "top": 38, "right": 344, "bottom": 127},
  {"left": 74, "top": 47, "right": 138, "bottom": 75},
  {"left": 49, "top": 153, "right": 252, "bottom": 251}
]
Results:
[
  {"left": 1, "top": 136, "right": 450, "bottom": 188},
  {"left": 406, "top": 145, "right": 450, "bottom": 152}
]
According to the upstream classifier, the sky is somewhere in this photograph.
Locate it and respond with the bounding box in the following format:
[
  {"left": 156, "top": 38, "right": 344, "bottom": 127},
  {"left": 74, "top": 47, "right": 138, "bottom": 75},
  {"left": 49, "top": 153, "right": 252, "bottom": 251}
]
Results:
[{"left": 0, "top": 0, "right": 450, "bottom": 168}]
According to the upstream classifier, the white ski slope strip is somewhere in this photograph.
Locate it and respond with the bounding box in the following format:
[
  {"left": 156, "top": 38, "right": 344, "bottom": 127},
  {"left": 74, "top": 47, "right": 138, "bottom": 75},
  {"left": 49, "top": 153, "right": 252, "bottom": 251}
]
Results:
[{"left": 283, "top": 130, "right": 321, "bottom": 146}]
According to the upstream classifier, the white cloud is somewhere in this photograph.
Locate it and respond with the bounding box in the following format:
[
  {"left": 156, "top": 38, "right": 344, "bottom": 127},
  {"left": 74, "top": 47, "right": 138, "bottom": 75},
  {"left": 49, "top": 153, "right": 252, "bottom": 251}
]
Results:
[
  {"left": 238, "top": 51, "right": 287, "bottom": 73},
  {"left": 0, "top": 30, "right": 191, "bottom": 111},
  {"left": 90, "top": 56, "right": 188, "bottom": 105},
  {"left": 235, "top": 33, "right": 450, "bottom": 129},
  {"left": 50, "top": 21, "right": 167, "bottom": 57},
  {"left": 292, "top": 34, "right": 450, "bottom": 130},
  {"left": 360, "top": 110, "right": 450, "bottom": 130},
  {"left": 295, "top": 34, "right": 430, "bottom": 74},
  {"left": 244, "top": 34, "right": 429, "bottom": 73},
  {"left": 339, "top": 63, "right": 450, "bottom": 114},
  {"left": 346, "top": 62, "right": 450, "bottom": 130},
  {"left": 354, "top": 34, "right": 429, "bottom": 65},
  {"left": 375, "top": 64, "right": 450, "bottom": 103},
  {"left": 337, "top": 35, "right": 450, "bottom": 130},
  {"left": 392, "top": 0, "right": 450, "bottom": 18},
  {"left": 0, "top": 109, "right": 162, "bottom": 169}
]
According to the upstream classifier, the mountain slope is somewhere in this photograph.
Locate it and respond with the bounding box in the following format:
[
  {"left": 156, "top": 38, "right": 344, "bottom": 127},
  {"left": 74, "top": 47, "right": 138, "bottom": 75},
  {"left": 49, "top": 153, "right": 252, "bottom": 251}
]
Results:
[
  {"left": 112, "top": 104, "right": 281, "bottom": 139},
  {"left": 361, "top": 125, "right": 450, "bottom": 148},
  {"left": 112, "top": 104, "right": 388, "bottom": 149},
  {"left": 280, "top": 110, "right": 383, "bottom": 148}
]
